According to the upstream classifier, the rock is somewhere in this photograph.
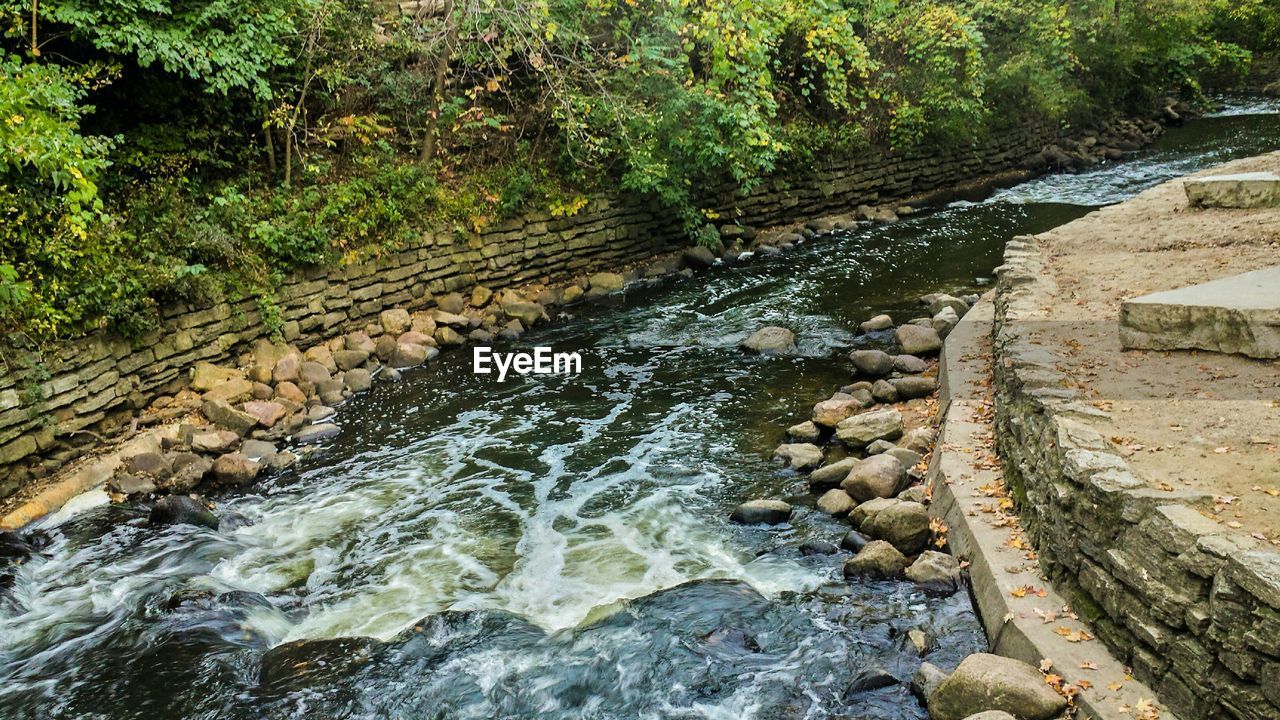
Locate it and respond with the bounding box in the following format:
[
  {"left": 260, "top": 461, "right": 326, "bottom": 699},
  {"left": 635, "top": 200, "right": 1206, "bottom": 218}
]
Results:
[
  {"left": 110, "top": 473, "right": 156, "bottom": 496},
  {"left": 850, "top": 349, "right": 894, "bottom": 377},
  {"left": 841, "top": 455, "right": 907, "bottom": 503},
  {"left": 899, "top": 427, "right": 937, "bottom": 454},
  {"left": 809, "top": 457, "right": 857, "bottom": 492},
  {"left": 928, "top": 654, "right": 1068, "bottom": 720},
  {"left": 379, "top": 367, "right": 402, "bottom": 383},
  {"left": 561, "top": 285, "right": 584, "bottom": 304},
  {"left": 251, "top": 340, "right": 294, "bottom": 376},
  {"left": 202, "top": 399, "right": 259, "bottom": 434},
  {"left": 835, "top": 408, "right": 903, "bottom": 448},
  {"left": 211, "top": 453, "right": 262, "bottom": 486},
  {"left": 859, "top": 314, "right": 894, "bottom": 333},
  {"left": 306, "top": 405, "right": 335, "bottom": 422},
  {"left": 787, "top": 420, "right": 821, "bottom": 442},
  {"left": 841, "top": 529, "right": 871, "bottom": 552},
  {"left": 730, "top": 499, "right": 793, "bottom": 525},
  {"left": 437, "top": 292, "right": 466, "bottom": 314},
  {"left": 812, "top": 392, "right": 868, "bottom": 427},
  {"left": 871, "top": 379, "right": 898, "bottom": 403},
  {"left": 380, "top": 308, "right": 413, "bottom": 335},
  {"left": 239, "top": 439, "right": 279, "bottom": 463},
  {"left": 434, "top": 327, "right": 465, "bottom": 347},
  {"left": 434, "top": 310, "right": 471, "bottom": 327},
  {"left": 298, "top": 361, "right": 332, "bottom": 386},
  {"left": 933, "top": 306, "right": 960, "bottom": 338},
  {"left": 344, "top": 368, "right": 372, "bottom": 393},
  {"left": 896, "top": 325, "right": 943, "bottom": 356},
  {"left": 164, "top": 453, "right": 211, "bottom": 492},
  {"left": 201, "top": 377, "right": 254, "bottom": 405},
  {"left": 799, "top": 540, "right": 838, "bottom": 556},
  {"left": 192, "top": 430, "right": 239, "bottom": 454},
  {"left": 502, "top": 301, "right": 547, "bottom": 327},
  {"left": 928, "top": 294, "right": 970, "bottom": 317},
  {"left": 741, "top": 326, "right": 796, "bottom": 355},
  {"left": 908, "top": 628, "right": 930, "bottom": 655},
  {"left": 862, "top": 500, "right": 931, "bottom": 556},
  {"left": 905, "top": 551, "right": 961, "bottom": 595},
  {"left": 294, "top": 423, "right": 340, "bottom": 444},
  {"left": 392, "top": 342, "right": 432, "bottom": 368},
  {"left": 894, "top": 355, "right": 928, "bottom": 374},
  {"left": 850, "top": 668, "right": 899, "bottom": 692},
  {"left": 191, "top": 363, "right": 245, "bottom": 393},
  {"left": 911, "top": 662, "right": 949, "bottom": 702},
  {"left": 242, "top": 400, "right": 286, "bottom": 429},
  {"left": 850, "top": 496, "right": 898, "bottom": 527},
  {"left": 892, "top": 376, "right": 937, "bottom": 400},
  {"left": 773, "top": 443, "right": 823, "bottom": 470},
  {"left": 888, "top": 447, "right": 923, "bottom": 470},
  {"left": 149, "top": 496, "right": 218, "bottom": 529},
  {"left": 1183, "top": 172, "right": 1280, "bottom": 209},
  {"left": 333, "top": 349, "right": 369, "bottom": 371},
  {"left": 682, "top": 246, "right": 717, "bottom": 268},
  {"left": 345, "top": 331, "right": 377, "bottom": 354},
  {"left": 125, "top": 452, "right": 172, "bottom": 480},
  {"left": 816, "top": 489, "right": 856, "bottom": 516},
  {"left": 842, "top": 540, "right": 908, "bottom": 579},
  {"left": 468, "top": 329, "right": 493, "bottom": 343},
  {"left": 272, "top": 354, "right": 301, "bottom": 384},
  {"left": 865, "top": 439, "right": 895, "bottom": 455},
  {"left": 471, "top": 285, "right": 494, "bottom": 308},
  {"left": 275, "top": 381, "right": 307, "bottom": 404},
  {"left": 250, "top": 382, "right": 274, "bottom": 400},
  {"left": 961, "top": 712, "right": 1017, "bottom": 720},
  {"left": 589, "top": 272, "right": 625, "bottom": 294}
]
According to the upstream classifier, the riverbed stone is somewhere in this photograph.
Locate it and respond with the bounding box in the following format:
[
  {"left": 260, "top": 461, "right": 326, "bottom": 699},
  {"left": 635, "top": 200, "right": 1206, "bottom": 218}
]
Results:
[
  {"left": 933, "top": 306, "right": 960, "bottom": 337},
  {"left": 503, "top": 301, "right": 547, "bottom": 327},
  {"left": 741, "top": 326, "right": 796, "bottom": 355},
  {"left": 835, "top": 408, "right": 904, "bottom": 448},
  {"left": 191, "top": 363, "right": 244, "bottom": 393},
  {"left": 242, "top": 400, "right": 286, "bottom": 429},
  {"left": 905, "top": 551, "right": 961, "bottom": 595},
  {"left": 929, "top": 294, "right": 970, "bottom": 317},
  {"left": 850, "top": 349, "right": 894, "bottom": 377},
  {"left": 896, "top": 325, "right": 943, "bottom": 355},
  {"left": 809, "top": 457, "right": 858, "bottom": 492},
  {"left": 298, "top": 361, "right": 332, "bottom": 386},
  {"left": 894, "top": 354, "right": 928, "bottom": 374},
  {"left": 841, "top": 529, "right": 871, "bottom": 552},
  {"left": 812, "top": 392, "right": 867, "bottom": 428},
  {"left": 149, "top": 495, "right": 218, "bottom": 529},
  {"left": 861, "top": 500, "right": 931, "bottom": 555},
  {"left": 434, "top": 327, "right": 465, "bottom": 347},
  {"left": 380, "top": 308, "right": 413, "bottom": 335},
  {"left": 192, "top": 429, "right": 239, "bottom": 454},
  {"left": 865, "top": 439, "right": 894, "bottom": 455},
  {"left": 272, "top": 354, "right": 301, "bottom": 384},
  {"left": 850, "top": 497, "right": 899, "bottom": 528},
  {"left": 437, "top": 292, "right": 466, "bottom": 314},
  {"left": 392, "top": 342, "right": 432, "bottom": 368},
  {"left": 892, "top": 376, "right": 938, "bottom": 400},
  {"left": 860, "top": 314, "right": 894, "bottom": 333},
  {"left": 333, "top": 349, "right": 369, "bottom": 371},
  {"left": 164, "top": 452, "right": 211, "bottom": 492},
  {"left": 434, "top": 311, "right": 471, "bottom": 327},
  {"left": 887, "top": 447, "right": 922, "bottom": 469},
  {"left": 125, "top": 452, "right": 172, "bottom": 480},
  {"left": 787, "top": 420, "right": 821, "bottom": 442},
  {"left": 927, "top": 653, "right": 1068, "bottom": 720},
  {"left": 871, "top": 379, "right": 898, "bottom": 403},
  {"left": 773, "top": 443, "right": 823, "bottom": 470},
  {"left": 201, "top": 376, "right": 254, "bottom": 405},
  {"left": 306, "top": 405, "right": 335, "bottom": 422},
  {"left": 589, "top": 272, "right": 625, "bottom": 294},
  {"left": 344, "top": 368, "right": 372, "bottom": 393},
  {"left": 816, "top": 489, "right": 856, "bottom": 516},
  {"left": 912, "top": 662, "right": 949, "bottom": 702},
  {"left": 730, "top": 499, "right": 793, "bottom": 525},
  {"left": 202, "top": 399, "right": 259, "bottom": 434},
  {"left": 294, "top": 423, "right": 340, "bottom": 444},
  {"left": 843, "top": 540, "right": 908, "bottom": 579},
  {"left": 842, "top": 455, "right": 908, "bottom": 502},
  {"left": 212, "top": 453, "right": 262, "bottom": 486},
  {"left": 899, "top": 427, "right": 937, "bottom": 454},
  {"left": 275, "top": 381, "right": 307, "bottom": 404},
  {"left": 683, "top": 246, "right": 717, "bottom": 268},
  {"left": 961, "top": 712, "right": 1017, "bottom": 720}
]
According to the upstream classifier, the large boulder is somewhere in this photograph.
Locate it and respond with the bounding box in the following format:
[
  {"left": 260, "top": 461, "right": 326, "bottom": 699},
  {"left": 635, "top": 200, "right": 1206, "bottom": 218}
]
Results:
[
  {"left": 896, "top": 325, "right": 943, "bottom": 356},
  {"left": 911, "top": 662, "right": 949, "bottom": 702},
  {"left": 202, "top": 399, "right": 259, "bottom": 434},
  {"left": 892, "top": 376, "right": 938, "bottom": 400},
  {"left": 741, "top": 326, "right": 796, "bottom": 355},
  {"left": 812, "top": 392, "right": 867, "bottom": 427},
  {"left": 859, "top": 314, "right": 894, "bottom": 333},
  {"left": 192, "top": 429, "right": 239, "bottom": 454},
  {"left": 212, "top": 453, "right": 262, "bottom": 486},
  {"left": 928, "top": 294, "right": 970, "bottom": 317},
  {"left": 294, "top": 423, "right": 340, "bottom": 444},
  {"left": 809, "top": 457, "right": 857, "bottom": 492},
  {"left": 773, "top": 443, "right": 823, "bottom": 470},
  {"left": 682, "top": 246, "right": 717, "bottom": 268},
  {"left": 787, "top": 420, "right": 821, "bottom": 442},
  {"left": 842, "top": 540, "right": 908, "bottom": 579},
  {"left": 850, "top": 349, "right": 894, "bottom": 377},
  {"left": 437, "top": 292, "right": 466, "bottom": 314},
  {"left": 905, "top": 550, "right": 961, "bottom": 596},
  {"left": 928, "top": 653, "right": 1068, "bottom": 720},
  {"left": 841, "top": 455, "right": 907, "bottom": 502},
  {"left": 503, "top": 301, "right": 547, "bottom": 327},
  {"left": 730, "top": 500, "right": 792, "bottom": 525},
  {"left": 861, "top": 500, "right": 931, "bottom": 555},
  {"left": 191, "top": 362, "right": 245, "bottom": 393},
  {"left": 149, "top": 496, "right": 219, "bottom": 529},
  {"left": 835, "top": 409, "right": 904, "bottom": 448},
  {"left": 242, "top": 400, "right": 286, "bottom": 429},
  {"left": 380, "top": 308, "right": 413, "bottom": 335},
  {"left": 816, "top": 489, "right": 856, "bottom": 516},
  {"left": 894, "top": 354, "right": 928, "bottom": 374}
]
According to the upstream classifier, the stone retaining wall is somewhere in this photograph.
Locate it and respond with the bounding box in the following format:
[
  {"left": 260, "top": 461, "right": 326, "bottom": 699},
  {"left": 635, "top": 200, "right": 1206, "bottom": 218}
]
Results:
[
  {"left": 0, "top": 121, "right": 1064, "bottom": 500},
  {"left": 992, "top": 235, "right": 1280, "bottom": 720}
]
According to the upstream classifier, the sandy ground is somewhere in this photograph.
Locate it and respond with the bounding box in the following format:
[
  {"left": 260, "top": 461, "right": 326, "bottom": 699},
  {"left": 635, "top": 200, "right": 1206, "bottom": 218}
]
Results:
[{"left": 1026, "top": 151, "right": 1280, "bottom": 539}]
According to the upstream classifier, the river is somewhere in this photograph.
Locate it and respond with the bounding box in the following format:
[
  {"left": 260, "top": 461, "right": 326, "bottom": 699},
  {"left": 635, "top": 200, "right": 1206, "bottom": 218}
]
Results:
[{"left": 2, "top": 98, "right": 1277, "bottom": 720}]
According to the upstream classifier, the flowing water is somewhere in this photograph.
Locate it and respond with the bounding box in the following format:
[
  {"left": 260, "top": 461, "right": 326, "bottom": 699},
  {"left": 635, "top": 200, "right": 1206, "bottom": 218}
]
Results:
[{"left": 2, "top": 100, "right": 1278, "bottom": 720}]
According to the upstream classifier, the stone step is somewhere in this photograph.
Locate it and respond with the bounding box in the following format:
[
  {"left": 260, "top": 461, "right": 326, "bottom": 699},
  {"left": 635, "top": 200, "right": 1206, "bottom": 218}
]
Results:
[
  {"left": 1119, "top": 265, "right": 1280, "bottom": 359},
  {"left": 1183, "top": 171, "right": 1280, "bottom": 208}
]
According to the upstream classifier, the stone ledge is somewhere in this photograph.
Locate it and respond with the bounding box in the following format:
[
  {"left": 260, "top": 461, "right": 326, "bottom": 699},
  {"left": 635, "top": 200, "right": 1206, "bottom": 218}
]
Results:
[
  {"left": 1119, "top": 265, "right": 1280, "bottom": 359},
  {"left": 1183, "top": 172, "right": 1280, "bottom": 208}
]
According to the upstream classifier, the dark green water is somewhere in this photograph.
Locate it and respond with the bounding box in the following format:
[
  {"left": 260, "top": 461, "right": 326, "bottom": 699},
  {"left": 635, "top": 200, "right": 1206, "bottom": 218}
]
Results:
[{"left": 1, "top": 99, "right": 1277, "bottom": 720}]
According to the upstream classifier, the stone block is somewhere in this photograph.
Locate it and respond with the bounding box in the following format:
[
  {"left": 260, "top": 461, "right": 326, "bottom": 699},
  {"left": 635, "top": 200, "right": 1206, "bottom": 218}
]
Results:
[
  {"left": 1120, "top": 266, "right": 1280, "bottom": 359},
  {"left": 1184, "top": 172, "right": 1280, "bottom": 208}
]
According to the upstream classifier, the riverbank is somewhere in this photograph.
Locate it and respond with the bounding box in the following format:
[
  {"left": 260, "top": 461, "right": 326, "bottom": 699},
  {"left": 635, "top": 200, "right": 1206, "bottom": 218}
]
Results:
[
  {"left": 0, "top": 103, "right": 1188, "bottom": 527},
  {"left": 991, "top": 152, "right": 1280, "bottom": 719}
]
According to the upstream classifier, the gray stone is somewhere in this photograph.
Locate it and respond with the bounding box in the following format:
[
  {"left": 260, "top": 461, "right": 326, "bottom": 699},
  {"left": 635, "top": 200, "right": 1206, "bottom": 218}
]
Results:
[
  {"left": 860, "top": 314, "right": 894, "bottom": 333},
  {"left": 111, "top": 473, "right": 156, "bottom": 496},
  {"left": 435, "top": 327, "right": 465, "bottom": 347},
  {"left": 841, "top": 529, "right": 871, "bottom": 552},
  {"left": 961, "top": 712, "right": 1017, "bottom": 720},
  {"left": 865, "top": 439, "right": 895, "bottom": 455},
  {"left": 851, "top": 349, "right": 894, "bottom": 377},
  {"left": 380, "top": 308, "right": 412, "bottom": 335},
  {"left": 1184, "top": 172, "right": 1280, "bottom": 209},
  {"left": 773, "top": 443, "right": 823, "bottom": 470},
  {"left": 836, "top": 408, "right": 904, "bottom": 448},
  {"left": 471, "top": 285, "right": 494, "bottom": 308},
  {"left": 149, "top": 495, "right": 218, "bottom": 529},
  {"left": 912, "top": 661, "right": 948, "bottom": 701},
  {"left": 905, "top": 550, "right": 961, "bottom": 595},
  {"left": 164, "top": 453, "right": 211, "bottom": 492},
  {"left": 899, "top": 427, "right": 937, "bottom": 453},
  {"left": 344, "top": 368, "right": 372, "bottom": 393},
  {"left": 812, "top": 392, "right": 868, "bottom": 427},
  {"left": 933, "top": 306, "right": 960, "bottom": 337},
  {"left": 928, "top": 294, "right": 970, "bottom": 317},
  {"left": 787, "top": 420, "right": 821, "bottom": 442},
  {"left": 212, "top": 453, "right": 262, "bottom": 486},
  {"left": 871, "top": 379, "right": 898, "bottom": 403},
  {"left": 741, "top": 326, "right": 796, "bottom": 355},
  {"left": 192, "top": 430, "right": 239, "bottom": 454},
  {"left": 843, "top": 540, "right": 908, "bottom": 579},
  {"left": 809, "top": 457, "right": 857, "bottom": 492},
  {"left": 682, "top": 246, "right": 717, "bottom": 268},
  {"left": 392, "top": 342, "right": 433, "bottom": 368},
  {"left": 928, "top": 653, "right": 1068, "bottom": 720},
  {"left": 589, "top": 272, "right": 625, "bottom": 293},
  {"left": 298, "top": 361, "right": 332, "bottom": 386},
  {"left": 896, "top": 325, "right": 943, "bottom": 355},
  {"left": 333, "top": 349, "right": 369, "bottom": 371},
  {"left": 240, "top": 439, "right": 279, "bottom": 463},
  {"left": 898, "top": 484, "right": 927, "bottom": 504},
  {"left": 861, "top": 500, "right": 930, "bottom": 555},
  {"left": 437, "top": 292, "right": 466, "bottom": 314},
  {"left": 730, "top": 499, "right": 793, "bottom": 525},
  {"left": 201, "top": 377, "right": 254, "bottom": 405},
  {"left": 816, "top": 489, "right": 856, "bottom": 516},
  {"left": 850, "top": 497, "right": 898, "bottom": 528},
  {"left": 294, "top": 423, "right": 341, "bottom": 444},
  {"left": 306, "top": 405, "right": 335, "bottom": 422},
  {"left": 887, "top": 447, "right": 922, "bottom": 468},
  {"left": 503, "top": 301, "right": 547, "bottom": 327},
  {"left": 892, "top": 376, "right": 938, "bottom": 399},
  {"left": 125, "top": 452, "right": 172, "bottom": 479},
  {"left": 894, "top": 354, "right": 928, "bottom": 374},
  {"left": 842, "top": 454, "right": 907, "bottom": 502},
  {"left": 1119, "top": 265, "right": 1280, "bottom": 359},
  {"left": 202, "top": 399, "right": 259, "bottom": 434}
]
